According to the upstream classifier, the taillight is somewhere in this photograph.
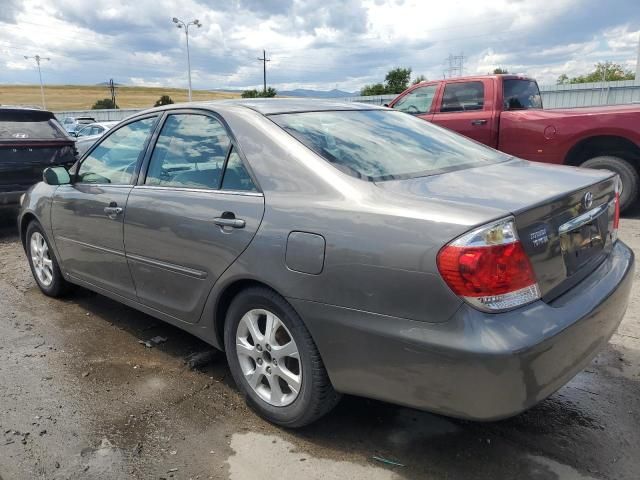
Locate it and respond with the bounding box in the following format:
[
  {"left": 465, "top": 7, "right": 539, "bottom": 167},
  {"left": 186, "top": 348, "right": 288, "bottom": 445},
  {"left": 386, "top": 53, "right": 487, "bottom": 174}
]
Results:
[{"left": 437, "top": 217, "right": 540, "bottom": 312}]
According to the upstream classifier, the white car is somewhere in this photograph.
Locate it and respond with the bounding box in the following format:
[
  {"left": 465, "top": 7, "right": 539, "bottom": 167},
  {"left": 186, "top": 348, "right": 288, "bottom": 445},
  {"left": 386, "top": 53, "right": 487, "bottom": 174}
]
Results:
[
  {"left": 74, "top": 121, "right": 119, "bottom": 156},
  {"left": 61, "top": 116, "right": 96, "bottom": 134}
]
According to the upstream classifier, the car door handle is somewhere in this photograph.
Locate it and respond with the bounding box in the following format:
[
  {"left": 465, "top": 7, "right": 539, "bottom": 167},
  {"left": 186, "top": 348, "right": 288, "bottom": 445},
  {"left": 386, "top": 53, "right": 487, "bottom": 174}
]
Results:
[
  {"left": 214, "top": 217, "right": 246, "bottom": 229},
  {"left": 104, "top": 206, "right": 123, "bottom": 216},
  {"left": 471, "top": 119, "right": 487, "bottom": 126}
]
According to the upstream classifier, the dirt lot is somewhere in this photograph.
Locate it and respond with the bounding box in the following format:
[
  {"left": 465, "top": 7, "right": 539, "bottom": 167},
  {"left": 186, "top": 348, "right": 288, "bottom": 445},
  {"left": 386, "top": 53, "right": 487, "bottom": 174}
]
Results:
[
  {"left": 0, "top": 85, "right": 239, "bottom": 111},
  {"left": 0, "top": 209, "right": 638, "bottom": 480}
]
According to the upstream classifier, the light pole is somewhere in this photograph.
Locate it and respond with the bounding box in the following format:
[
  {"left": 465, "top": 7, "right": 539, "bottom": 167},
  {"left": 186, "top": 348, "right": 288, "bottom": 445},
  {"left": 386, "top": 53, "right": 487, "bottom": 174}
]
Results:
[
  {"left": 24, "top": 55, "right": 50, "bottom": 109},
  {"left": 172, "top": 17, "right": 202, "bottom": 102}
]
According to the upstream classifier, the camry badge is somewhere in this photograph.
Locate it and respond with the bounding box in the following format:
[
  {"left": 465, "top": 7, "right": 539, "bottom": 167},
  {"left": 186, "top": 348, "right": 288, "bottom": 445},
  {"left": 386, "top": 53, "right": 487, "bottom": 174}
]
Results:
[{"left": 583, "top": 191, "right": 593, "bottom": 209}]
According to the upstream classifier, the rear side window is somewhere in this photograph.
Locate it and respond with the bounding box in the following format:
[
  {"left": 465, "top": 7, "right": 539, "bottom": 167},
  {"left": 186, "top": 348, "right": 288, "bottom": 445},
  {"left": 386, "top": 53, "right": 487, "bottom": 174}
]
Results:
[
  {"left": 503, "top": 79, "right": 542, "bottom": 110},
  {"left": 145, "top": 114, "right": 231, "bottom": 190},
  {"left": 221, "top": 147, "right": 257, "bottom": 191},
  {"left": 0, "top": 111, "right": 66, "bottom": 140},
  {"left": 440, "top": 82, "right": 484, "bottom": 112},
  {"left": 392, "top": 85, "right": 437, "bottom": 114}
]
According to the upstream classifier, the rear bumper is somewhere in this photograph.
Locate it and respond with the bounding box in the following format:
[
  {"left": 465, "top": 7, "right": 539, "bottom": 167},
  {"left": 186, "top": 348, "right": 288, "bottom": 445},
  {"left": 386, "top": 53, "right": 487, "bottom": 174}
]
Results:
[
  {"left": 0, "top": 190, "right": 25, "bottom": 208},
  {"left": 290, "top": 240, "right": 634, "bottom": 420}
]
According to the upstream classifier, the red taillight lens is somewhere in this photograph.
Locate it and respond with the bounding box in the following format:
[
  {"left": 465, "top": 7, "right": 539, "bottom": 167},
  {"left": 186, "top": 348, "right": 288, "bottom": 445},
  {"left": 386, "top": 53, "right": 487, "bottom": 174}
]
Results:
[
  {"left": 437, "top": 217, "right": 540, "bottom": 312},
  {"left": 438, "top": 242, "right": 537, "bottom": 297}
]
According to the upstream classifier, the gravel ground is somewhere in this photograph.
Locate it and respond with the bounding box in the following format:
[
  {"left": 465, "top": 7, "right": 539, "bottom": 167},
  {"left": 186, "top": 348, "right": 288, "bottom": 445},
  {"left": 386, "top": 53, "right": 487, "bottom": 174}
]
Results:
[{"left": 0, "top": 208, "right": 638, "bottom": 480}]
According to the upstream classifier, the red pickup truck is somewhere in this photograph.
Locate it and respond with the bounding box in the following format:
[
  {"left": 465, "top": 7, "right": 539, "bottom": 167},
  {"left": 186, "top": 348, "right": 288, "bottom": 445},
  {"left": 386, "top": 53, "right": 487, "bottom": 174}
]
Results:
[{"left": 389, "top": 75, "right": 640, "bottom": 210}]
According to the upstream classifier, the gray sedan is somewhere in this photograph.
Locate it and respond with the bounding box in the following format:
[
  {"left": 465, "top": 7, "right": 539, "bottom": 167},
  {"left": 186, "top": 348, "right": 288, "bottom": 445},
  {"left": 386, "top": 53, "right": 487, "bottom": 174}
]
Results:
[{"left": 18, "top": 100, "right": 634, "bottom": 427}]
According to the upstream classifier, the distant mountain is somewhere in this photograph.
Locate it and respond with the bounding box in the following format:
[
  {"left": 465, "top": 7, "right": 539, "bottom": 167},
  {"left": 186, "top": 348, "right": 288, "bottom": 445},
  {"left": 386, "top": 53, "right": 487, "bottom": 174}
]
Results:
[{"left": 278, "top": 88, "right": 357, "bottom": 98}]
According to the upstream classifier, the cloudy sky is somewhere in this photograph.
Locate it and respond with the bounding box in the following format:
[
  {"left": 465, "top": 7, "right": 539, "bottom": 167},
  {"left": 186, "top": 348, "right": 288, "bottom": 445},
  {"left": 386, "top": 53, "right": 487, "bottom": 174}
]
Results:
[{"left": 1, "top": 0, "right": 639, "bottom": 92}]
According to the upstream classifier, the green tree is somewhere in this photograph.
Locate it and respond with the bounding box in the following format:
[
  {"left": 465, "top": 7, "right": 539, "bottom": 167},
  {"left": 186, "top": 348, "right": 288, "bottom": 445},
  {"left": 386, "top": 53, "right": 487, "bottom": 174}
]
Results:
[
  {"left": 384, "top": 67, "right": 412, "bottom": 94},
  {"left": 492, "top": 67, "right": 509, "bottom": 74},
  {"left": 360, "top": 83, "right": 386, "bottom": 96},
  {"left": 91, "top": 98, "right": 117, "bottom": 109},
  {"left": 558, "top": 62, "right": 635, "bottom": 84},
  {"left": 241, "top": 87, "right": 277, "bottom": 98},
  {"left": 154, "top": 95, "right": 174, "bottom": 107},
  {"left": 412, "top": 74, "right": 427, "bottom": 85}
]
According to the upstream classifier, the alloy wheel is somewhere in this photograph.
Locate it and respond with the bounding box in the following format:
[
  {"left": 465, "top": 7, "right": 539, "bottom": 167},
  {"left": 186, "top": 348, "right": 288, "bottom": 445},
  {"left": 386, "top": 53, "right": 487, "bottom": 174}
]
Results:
[
  {"left": 30, "top": 232, "right": 53, "bottom": 287},
  {"left": 235, "top": 308, "right": 302, "bottom": 407}
]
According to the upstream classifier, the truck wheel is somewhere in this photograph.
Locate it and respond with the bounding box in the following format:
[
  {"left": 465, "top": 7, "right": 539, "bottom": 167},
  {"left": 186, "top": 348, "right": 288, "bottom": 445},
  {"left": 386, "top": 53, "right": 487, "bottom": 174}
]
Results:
[
  {"left": 581, "top": 156, "right": 639, "bottom": 212},
  {"left": 224, "top": 286, "right": 341, "bottom": 427}
]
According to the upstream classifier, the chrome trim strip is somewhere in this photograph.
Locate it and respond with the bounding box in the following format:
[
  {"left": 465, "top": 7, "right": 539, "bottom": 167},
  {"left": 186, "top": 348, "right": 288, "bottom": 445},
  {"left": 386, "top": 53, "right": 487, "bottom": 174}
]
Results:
[
  {"left": 126, "top": 253, "right": 208, "bottom": 279},
  {"left": 133, "top": 185, "right": 263, "bottom": 197},
  {"left": 56, "top": 236, "right": 125, "bottom": 257},
  {"left": 558, "top": 201, "right": 610, "bottom": 235}
]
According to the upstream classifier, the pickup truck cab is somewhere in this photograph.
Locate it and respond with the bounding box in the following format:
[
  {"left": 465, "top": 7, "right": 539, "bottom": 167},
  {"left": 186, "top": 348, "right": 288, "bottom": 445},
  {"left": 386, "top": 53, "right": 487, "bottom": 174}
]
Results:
[{"left": 389, "top": 75, "right": 640, "bottom": 210}]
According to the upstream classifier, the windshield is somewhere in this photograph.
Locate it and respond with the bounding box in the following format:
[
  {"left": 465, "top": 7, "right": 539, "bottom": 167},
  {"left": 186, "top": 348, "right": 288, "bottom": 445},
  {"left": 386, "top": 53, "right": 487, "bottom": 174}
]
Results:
[
  {"left": 503, "top": 79, "right": 542, "bottom": 110},
  {"left": 270, "top": 110, "right": 509, "bottom": 181}
]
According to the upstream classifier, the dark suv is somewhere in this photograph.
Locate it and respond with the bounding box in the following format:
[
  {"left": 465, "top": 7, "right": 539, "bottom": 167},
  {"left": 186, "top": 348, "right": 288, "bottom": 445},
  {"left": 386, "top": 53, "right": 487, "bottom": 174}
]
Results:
[{"left": 0, "top": 107, "right": 76, "bottom": 209}]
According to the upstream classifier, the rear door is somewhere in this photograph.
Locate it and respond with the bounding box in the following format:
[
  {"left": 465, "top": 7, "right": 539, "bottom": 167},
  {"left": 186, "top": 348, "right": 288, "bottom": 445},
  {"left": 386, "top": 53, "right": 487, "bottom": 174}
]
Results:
[
  {"left": 51, "top": 115, "right": 159, "bottom": 299},
  {"left": 124, "top": 110, "right": 264, "bottom": 323},
  {"left": 389, "top": 83, "right": 439, "bottom": 121},
  {"left": 431, "top": 79, "right": 497, "bottom": 147}
]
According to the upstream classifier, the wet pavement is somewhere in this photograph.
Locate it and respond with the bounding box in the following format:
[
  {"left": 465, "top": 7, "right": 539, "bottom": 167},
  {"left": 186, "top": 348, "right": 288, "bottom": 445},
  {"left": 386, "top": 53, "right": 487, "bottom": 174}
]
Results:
[{"left": 0, "top": 209, "right": 639, "bottom": 480}]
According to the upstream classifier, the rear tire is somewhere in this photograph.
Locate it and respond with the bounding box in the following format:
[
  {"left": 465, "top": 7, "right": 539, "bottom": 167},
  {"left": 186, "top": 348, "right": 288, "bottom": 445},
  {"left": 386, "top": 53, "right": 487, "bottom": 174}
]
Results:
[
  {"left": 25, "top": 221, "right": 70, "bottom": 297},
  {"left": 224, "top": 286, "right": 340, "bottom": 427},
  {"left": 581, "top": 156, "right": 638, "bottom": 212}
]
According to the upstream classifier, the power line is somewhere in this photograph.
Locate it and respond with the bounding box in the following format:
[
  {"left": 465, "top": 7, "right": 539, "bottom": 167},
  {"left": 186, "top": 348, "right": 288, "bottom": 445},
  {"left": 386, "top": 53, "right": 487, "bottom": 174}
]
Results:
[
  {"left": 257, "top": 49, "right": 271, "bottom": 93},
  {"left": 23, "top": 54, "right": 50, "bottom": 108}
]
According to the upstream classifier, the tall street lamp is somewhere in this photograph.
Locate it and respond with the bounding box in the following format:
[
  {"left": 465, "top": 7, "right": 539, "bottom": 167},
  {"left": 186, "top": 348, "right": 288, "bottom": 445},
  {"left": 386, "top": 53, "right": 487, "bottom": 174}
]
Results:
[
  {"left": 24, "top": 55, "right": 50, "bottom": 109},
  {"left": 172, "top": 17, "right": 202, "bottom": 102}
]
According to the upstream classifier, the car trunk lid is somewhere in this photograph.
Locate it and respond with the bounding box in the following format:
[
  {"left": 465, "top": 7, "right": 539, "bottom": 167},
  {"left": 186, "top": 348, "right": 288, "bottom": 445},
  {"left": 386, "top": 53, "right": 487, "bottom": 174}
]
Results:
[{"left": 376, "top": 158, "right": 618, "bottom": 300}]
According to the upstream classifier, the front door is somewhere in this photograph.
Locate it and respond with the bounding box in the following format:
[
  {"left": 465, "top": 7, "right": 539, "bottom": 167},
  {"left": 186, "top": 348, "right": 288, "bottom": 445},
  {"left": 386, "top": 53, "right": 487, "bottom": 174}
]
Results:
[
  {"left": 124, "top": 112, "right": 265, "bottom": 323},
  {"left": 431, "top": 80, "right": 496, "bottom": 147},
  {"left": 51, "top": 115, "right": 158, "bottom": 300}
]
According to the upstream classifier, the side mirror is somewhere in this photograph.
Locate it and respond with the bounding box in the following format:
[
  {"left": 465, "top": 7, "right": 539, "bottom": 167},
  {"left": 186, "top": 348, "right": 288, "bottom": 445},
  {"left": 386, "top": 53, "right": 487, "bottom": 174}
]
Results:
[
  {"left": 383, "top": 103, "right": 390, "bottom": 107},
  {"left": 43, "top": 166, "right": 71, "bottom": 186}
]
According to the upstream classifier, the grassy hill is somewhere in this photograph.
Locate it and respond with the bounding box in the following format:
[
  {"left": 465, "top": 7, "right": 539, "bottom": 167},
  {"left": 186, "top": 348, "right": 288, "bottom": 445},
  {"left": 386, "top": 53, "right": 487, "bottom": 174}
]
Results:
[{"left": 0, "top": 85, "right": 240, "bottom": 111}]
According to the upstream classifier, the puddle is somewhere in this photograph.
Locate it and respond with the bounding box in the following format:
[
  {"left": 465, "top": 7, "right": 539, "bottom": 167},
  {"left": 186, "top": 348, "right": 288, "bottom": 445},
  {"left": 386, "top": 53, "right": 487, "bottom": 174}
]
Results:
[{"left": 227, "top": 432, "right": 400, "bottom": 480}]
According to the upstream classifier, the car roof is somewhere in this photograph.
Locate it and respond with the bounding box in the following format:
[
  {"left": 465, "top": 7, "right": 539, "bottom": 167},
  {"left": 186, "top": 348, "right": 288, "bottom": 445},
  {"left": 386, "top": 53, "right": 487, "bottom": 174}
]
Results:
[{"left": 164, "top": 98, "right": 387, "bottom": 116}]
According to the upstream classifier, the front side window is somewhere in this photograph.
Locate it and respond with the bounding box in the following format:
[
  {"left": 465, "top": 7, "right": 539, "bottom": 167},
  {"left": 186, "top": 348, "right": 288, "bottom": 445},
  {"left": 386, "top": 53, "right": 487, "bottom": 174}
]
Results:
[
  {"left": 503, "top": 79, "right": 542, "bottom": 110},
  {"left": 145, "top": 114, "right": 231, "bottom": 190},
  {"left": 392, "top": 85, "right": 438, "bottom": 114},
  {"left": 272, "top": 110, "right": 508, "bottom": 181},
  {"left": 440, "top": 81, "right": 485, "bottom": 112},
  {"left": 77, "top": 116, "right": 157, "bottom": 185}
]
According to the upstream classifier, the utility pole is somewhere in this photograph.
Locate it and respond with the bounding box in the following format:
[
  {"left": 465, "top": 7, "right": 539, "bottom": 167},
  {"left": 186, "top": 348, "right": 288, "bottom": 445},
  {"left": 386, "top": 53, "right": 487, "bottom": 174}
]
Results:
[
  {"left": 24, "top": 55, "right": 50, "bottom": 109},
  {"left": 257, "top": 50, "right": 270, "bottom": 94},
  {"left": 172, "top": 17, "right": 202, "bottom": 101},
  {"left": 108, "top": 78, "right": 117, "bottom": 108}
]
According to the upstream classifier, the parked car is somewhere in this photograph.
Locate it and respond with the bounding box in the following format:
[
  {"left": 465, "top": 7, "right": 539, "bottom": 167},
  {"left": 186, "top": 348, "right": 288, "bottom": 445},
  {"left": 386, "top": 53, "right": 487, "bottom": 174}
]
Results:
[
  {"left": 0, "top": 107, "right": 76, "bottom": 209},
  {"left": 389, "top": 75, "right": 640, "bottom": 211},
  {"left": 74, "top": 121, "right": 119, "bottom": 156},
  {"left": 61, "top": 115, "right": 96, "bottom": 134},
  {"left": 19, "top": 100, "right": 633, "bottom": 427}
]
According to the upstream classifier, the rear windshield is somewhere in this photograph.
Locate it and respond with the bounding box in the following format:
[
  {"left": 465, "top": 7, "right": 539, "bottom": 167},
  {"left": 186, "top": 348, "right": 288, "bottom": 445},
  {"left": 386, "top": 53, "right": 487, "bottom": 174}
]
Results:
[
  {"left": 503, "top": 79, "right": 542, "bottom": 110},
  {"left": 0, "top": 112, "right": 67, "bottom": 140},
  {"left": 271, "top": 110, "right": 509, "bottom": 181}
]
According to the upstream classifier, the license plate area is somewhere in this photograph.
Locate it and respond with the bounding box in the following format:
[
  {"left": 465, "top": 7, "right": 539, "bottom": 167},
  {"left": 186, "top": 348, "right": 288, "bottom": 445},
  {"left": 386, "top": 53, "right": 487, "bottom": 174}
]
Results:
[{"left": 559, "top": 203, "right": 609, "bottom": 277}]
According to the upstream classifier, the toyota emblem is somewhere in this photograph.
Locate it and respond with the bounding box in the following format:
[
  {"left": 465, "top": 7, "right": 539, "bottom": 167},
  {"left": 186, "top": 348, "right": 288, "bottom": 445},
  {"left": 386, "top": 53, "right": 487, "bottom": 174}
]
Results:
[{"left": 583, "top": 191, "right": 593, "bottom": 209}]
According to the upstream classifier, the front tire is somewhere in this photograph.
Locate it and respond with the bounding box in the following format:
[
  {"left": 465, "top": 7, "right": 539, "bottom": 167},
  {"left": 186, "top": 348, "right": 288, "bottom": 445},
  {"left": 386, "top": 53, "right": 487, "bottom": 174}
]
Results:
[
  {"left": 25, "top": 221, "right": 69, "bottom": 297},
  {"left": 224, "top": 286, "right": 340, "bottom": 427},
  {"left": 581, "top": 156, "right": 639, "bottom": 212}
]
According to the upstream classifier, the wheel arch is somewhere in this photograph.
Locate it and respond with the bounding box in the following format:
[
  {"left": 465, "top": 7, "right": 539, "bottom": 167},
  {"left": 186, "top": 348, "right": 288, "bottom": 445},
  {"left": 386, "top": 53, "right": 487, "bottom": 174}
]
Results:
[
  {"left": 565, "top": 135, "right": 640, "bottom": 168},
  {"left": 19, "top": 212, "right": 37, "bottom": 250},
  {"left": 213, "top": 278, "right": 286, "bottom": 351}
]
